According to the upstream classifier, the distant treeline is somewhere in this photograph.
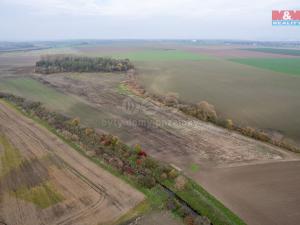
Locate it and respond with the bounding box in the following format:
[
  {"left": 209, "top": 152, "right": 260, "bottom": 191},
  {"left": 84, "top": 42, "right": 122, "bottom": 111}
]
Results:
[{"left": 35, "top": 55, "right": 134, "bottom": 74}]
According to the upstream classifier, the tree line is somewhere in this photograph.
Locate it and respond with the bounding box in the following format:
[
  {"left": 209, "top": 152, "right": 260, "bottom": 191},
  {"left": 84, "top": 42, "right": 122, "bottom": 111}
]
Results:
[
  {"left": 125, "top": 80, "right": 300, "bottom": 153},
  {"left": 35, "top": 55, "right": 134, "bottom": 74}
]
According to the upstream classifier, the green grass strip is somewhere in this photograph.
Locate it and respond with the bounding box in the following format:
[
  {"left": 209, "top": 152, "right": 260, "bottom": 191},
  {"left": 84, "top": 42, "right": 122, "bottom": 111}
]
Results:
[
  {"left": 112, "top": 50, "right": 212, "bottom": 61},
  {"left": 242, "top": 48, "right": 300, "bottom": 56},
  {"left": 163, "top": 178, "right": 246, "bottom": 225},
  {"left": 230, "top": 58, "right": 300, "bottom": 76}
]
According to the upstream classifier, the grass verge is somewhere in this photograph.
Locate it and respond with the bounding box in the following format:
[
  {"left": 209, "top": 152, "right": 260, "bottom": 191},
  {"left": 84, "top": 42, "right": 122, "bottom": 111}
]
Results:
[{"left": 163, "top": 178, "right": 247, "bottom": 225}]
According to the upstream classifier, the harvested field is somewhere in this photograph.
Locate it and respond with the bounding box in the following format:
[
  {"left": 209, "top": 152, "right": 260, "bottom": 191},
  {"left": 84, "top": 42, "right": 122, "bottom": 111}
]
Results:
[
  {"left": 194, "top": 161, "right": 300, "bottom": 225},
  {"left": 0, "top": 101, "right": 144, "bottom": 225},
  {"left": 0, "top": 48, "right": 78, "bottom": 67}
]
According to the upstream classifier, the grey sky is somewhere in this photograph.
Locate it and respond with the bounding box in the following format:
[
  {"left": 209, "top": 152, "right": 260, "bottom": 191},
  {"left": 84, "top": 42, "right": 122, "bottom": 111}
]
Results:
[{"left": 0, "top": 0, "right": 299, "bottom": 41}]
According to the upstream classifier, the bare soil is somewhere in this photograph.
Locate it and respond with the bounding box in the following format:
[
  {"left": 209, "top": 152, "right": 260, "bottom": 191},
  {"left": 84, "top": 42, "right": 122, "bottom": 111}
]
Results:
[
  {"left": 0, "top": 101, "right": 144, "bottom": 225},
  {"left": 194, "top": 161, "right": 300, "bottom": 225}
]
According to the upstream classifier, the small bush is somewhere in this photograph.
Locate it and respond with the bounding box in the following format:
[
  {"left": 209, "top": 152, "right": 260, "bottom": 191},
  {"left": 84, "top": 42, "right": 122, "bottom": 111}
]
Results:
[
  {"left": 168, "top": 169, "right": 179, "bottom": 179},
  {"left": 160, "top": 172, "right": 168, "bottom": 181},
  {"left": 194, "top": 216, "right": 211, "bottom": 225},
  {"left": 225, "top": 119, "right": 234, "bottom": 130},
  {"left": 71, "top": 117, "right": 80, "bottom": 126},
  {"left": 184, "top": 215, "right": 195, "bottom": 225},
  {"left": 164, "top": 92, "right": 179, "bottom": 107},
  {"left": 196, "top": 101, "right": 217, "bottom": 122},
  {"left": 134, "top": 144, "right": 142, "bottom": 154},
  {"left": 137, "top": 174, "right": 156, "bottom": 188},
  {"left": 85, "top": 128, "right": 94, "bottom": 136},
  {"left": 175, "top": 175, "right": 187, "bottom": 191},
  {"left": 143, "top": 157, "right": 159, "bottom": 170},
  {"left": 165, "top": 197, "right": 177, "bottom": 211},
  {"left": 177, "top": 205, "right": 191, "bottom": 217}
]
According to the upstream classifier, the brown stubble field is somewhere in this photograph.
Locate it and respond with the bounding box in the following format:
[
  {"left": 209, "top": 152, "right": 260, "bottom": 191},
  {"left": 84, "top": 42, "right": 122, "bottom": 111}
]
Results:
[
  {"left": 0, "top": 100, "right": 144, "bottom": 225},
  {"left": 194, "top": 161, "right": 300, "bottom": 225}
]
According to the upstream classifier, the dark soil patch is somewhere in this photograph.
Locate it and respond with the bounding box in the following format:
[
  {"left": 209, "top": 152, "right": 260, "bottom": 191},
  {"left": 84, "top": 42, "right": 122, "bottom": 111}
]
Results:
[{"left": 1, "top": 158, "right": 49, "bottom": 192}]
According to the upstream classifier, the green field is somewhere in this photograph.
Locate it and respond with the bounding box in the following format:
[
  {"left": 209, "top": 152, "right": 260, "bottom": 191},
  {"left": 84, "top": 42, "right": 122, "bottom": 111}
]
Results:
[
  {"left": 230, "top": 58, "right": 300, "bottom": 76},
  {"left": 243, "top": 48, "right": 300, "bottom": 56},
  {"left": 0, "top": 78, "right": 114, "bottom": 130},
  {"left": 0, "top": 78, "right": 79, "bottom": 109},
  {"left": 106, "top": 50, "right": 211, "bottom": 61}
]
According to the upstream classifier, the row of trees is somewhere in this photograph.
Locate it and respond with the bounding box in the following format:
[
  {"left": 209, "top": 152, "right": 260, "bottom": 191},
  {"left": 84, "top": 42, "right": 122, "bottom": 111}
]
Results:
[
  {"left": 124, "top": 81, "right": 300, "bottom": 153},
  {"left": 162, "top": 92, "right": 298, "bottom": 151},
  {"left": 35, "top": 55, "right": 134, "bottom": 74}
]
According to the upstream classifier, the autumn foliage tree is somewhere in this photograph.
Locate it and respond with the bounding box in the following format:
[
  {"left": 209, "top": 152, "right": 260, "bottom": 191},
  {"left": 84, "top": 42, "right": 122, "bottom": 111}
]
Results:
[
  {"left": 196, "top": 101, "right": 217, "bottom": 122},
  {"left": 164, "top": 92, "right": 179, "bottom": 106}
]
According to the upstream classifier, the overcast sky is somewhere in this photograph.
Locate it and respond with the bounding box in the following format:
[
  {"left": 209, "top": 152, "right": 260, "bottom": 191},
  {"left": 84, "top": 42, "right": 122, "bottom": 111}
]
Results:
[{"left": 0, "top": 0, "right": 299, "bottom": 41}]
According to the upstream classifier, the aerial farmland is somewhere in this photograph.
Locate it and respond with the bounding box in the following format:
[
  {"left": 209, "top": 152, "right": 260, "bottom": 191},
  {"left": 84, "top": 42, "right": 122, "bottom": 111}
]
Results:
[
  {"left": 1, "top": 1, "right": 300, "bottom": 224},
  {"left": 0, "top": 40, "right": 300, "bottom": 225}
]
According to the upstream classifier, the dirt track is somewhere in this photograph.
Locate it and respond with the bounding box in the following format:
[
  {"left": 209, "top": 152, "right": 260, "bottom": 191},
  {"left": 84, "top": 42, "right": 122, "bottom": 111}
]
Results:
[{"left": 0, "top": 101, "right": 144, "bottom": 225}]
